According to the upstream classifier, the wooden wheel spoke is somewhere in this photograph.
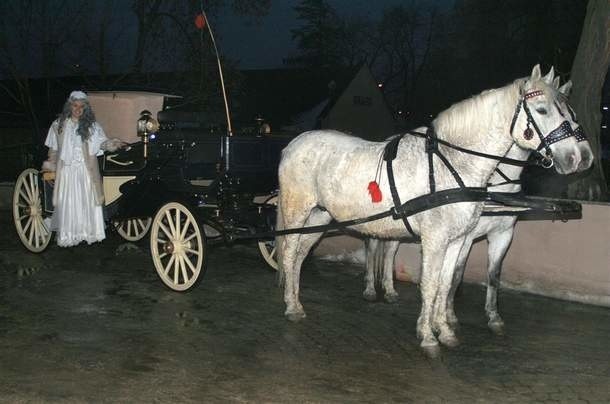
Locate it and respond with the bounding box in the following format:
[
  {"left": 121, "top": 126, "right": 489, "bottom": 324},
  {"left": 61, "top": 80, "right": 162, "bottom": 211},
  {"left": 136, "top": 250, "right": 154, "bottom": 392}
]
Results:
[
  {"left": 23, "top": 177, "right": 34, "bottom": 201},
  {"left": 27, "top": 219, "right": 35, "bottom": 244},
  {"left": 23, "top": 217, "right": 33, "bottom": 234},
  {"left": 33, "top": 219, "right": 40, "bottom": 248},
  {"left": 165, "top": 210, "right": 177, "bottom": 237},
  {"left": 183, "top": 253, "right": 197, "bottom": 273},
  {"left": 19, "top": 189, "right": 31, "bottom": 205},
  {"left": 173, "top": 256, "right": 180, "bottom": 284},
  {"left": 184, "top": 247, "right": 201, "bottom": 256},
  {"left": 38, "top": 216, "right": 49, "bottom": 235},
  {"left": 184, "top": 232, "right": 197, "bottom": 243},
  {"left": 179, "top": 255, "right": 188, "bottom": 283},
  {"left": 175, "top": 209, "right": 181, "bottom": 240},
  {"left": 180, "top": 217, "right": 191, "bottom": 240},
  {"left": 163, "top": 254, "right": 176, "bottom": 276},
  {"left": 31, "top": 173, "right": 39, "bottom": 197},
  {"left": 158, "top": 222, "right": 173, "bottom": 239}
]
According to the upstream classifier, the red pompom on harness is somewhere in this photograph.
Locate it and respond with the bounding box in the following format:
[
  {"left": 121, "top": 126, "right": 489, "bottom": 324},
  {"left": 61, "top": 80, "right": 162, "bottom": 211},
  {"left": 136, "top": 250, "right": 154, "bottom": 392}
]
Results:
[
  {"left": 368, "top": 181, "right": 382, "bottom": 203},
  {"left": 367, "top": 151, "right": 384, "bottom": 203}
]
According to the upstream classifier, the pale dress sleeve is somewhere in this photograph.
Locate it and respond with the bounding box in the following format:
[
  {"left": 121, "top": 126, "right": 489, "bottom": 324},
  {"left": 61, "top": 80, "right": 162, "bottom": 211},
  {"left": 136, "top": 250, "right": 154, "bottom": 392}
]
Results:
[
  {"left": 88, "top": 122, "right": 109, "bottom": 156},
  {"left": 44, "top": 121, "right": 59, "bottom": 150}
]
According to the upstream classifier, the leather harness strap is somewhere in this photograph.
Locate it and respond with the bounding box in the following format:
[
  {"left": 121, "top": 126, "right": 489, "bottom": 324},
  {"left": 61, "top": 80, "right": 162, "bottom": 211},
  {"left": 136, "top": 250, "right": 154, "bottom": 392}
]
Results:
[{"left": 383, "top": 134, "right": 416, "bottom": 237}]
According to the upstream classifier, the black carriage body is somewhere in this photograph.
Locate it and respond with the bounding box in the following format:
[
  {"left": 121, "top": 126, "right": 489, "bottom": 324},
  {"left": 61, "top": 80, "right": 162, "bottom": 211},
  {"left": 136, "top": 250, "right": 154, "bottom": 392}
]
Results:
[{"left": 110, "top": 119, "right": 291, "bottom": 239}]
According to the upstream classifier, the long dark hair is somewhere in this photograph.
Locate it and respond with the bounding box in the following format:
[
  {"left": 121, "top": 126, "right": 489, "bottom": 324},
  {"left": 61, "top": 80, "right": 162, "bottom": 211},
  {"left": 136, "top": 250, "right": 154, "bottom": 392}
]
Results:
[{"left": 57, "top": 98, "right": 97, "bottom": 140}]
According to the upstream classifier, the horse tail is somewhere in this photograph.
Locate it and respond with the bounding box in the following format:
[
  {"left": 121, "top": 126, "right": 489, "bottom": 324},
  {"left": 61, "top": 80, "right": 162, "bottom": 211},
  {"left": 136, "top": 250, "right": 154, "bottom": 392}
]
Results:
[{"left": 275, "top": 193, "right": 286, "bottom": 287}]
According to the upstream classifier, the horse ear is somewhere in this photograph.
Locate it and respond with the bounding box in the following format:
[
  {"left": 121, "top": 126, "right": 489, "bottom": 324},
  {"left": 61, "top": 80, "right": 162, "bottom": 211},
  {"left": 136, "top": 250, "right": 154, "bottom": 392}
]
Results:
[
  {"left": 552, "top": 76, "right": 560, "bottom": 89},
  {"left": 558, "top": 80, "right": 573, "bottom": 97},
  {"left": 543, "top": 66, "right": 555, "bottom": 84},
  {"left": 531, "top": 64, "right": 542, "bottom": 81}
]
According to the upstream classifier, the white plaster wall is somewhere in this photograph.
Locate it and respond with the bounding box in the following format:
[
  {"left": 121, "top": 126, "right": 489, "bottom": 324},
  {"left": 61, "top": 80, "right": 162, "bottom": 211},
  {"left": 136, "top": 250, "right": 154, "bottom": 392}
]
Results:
[{"left": 313, "top": 202, "right": 610, "bottom": 307}]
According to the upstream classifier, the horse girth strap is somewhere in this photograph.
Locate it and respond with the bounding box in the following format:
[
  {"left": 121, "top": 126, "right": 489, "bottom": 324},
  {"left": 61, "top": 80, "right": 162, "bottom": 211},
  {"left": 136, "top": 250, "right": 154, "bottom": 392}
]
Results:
[
  {"left": 383, "top": 134, "right": 416, "bottom": 237},
  {"left": 382, "top": 129, "right": 468, "bottom": 237}
]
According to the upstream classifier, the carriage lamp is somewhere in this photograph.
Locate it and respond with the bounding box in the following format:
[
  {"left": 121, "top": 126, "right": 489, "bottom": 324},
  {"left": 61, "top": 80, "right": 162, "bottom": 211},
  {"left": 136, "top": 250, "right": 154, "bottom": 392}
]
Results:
[{"left": 137, "top": 110, "right": 159, "bottom": 158}]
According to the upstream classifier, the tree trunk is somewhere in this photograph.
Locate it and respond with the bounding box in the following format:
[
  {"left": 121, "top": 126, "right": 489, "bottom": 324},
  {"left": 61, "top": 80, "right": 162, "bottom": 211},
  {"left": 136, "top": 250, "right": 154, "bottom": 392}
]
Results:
[{"left": 568, "top": 0, "right": 610, "bottom": 200}]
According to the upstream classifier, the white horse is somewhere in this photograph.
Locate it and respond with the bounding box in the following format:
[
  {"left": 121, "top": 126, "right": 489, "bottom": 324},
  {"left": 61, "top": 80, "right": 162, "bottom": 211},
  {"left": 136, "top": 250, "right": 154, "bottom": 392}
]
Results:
[
  {"left": 363, "top": 75, "right": 593, "bottom": 337},
  {"left": 276, "top": 65, "right": 585, "bottom": 354}
]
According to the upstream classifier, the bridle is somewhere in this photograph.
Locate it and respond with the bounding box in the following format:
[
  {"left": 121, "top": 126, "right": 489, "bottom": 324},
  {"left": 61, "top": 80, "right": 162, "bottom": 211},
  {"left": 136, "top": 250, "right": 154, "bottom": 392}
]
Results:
[
  {"left": 509, "top": 89, "right": 579, "bottom": 169},
  {"left": 560, "top": 102, "right": 587, "bottom": 142}
]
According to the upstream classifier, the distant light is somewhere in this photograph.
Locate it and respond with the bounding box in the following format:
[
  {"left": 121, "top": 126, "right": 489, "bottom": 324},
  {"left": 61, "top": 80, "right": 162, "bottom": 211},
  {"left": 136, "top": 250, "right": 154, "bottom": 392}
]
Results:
[
  {"left": 603, "top": 106, "right": 609, "bottom": 110},
  {"left": 602, "top": 125, "right": 608, "bottom": 129},
  {"left": 429, "top": 114, "right": 433, "bottom": 118},
  {"left": 377, "top": 83, "right": 383, "bottom": 88},
  {"left": 398, "top": 110, "right": 403, "bottom": 115},
  {"left": 150, "top": 134, "right": 157, "bottom": 140}
]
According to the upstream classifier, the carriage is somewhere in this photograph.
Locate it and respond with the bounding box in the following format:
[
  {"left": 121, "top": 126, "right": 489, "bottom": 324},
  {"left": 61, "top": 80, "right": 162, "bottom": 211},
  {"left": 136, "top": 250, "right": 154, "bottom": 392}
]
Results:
[
  {"left": 13, "top": 66, "right": 591, "bottom": 355},
  {"left": 12, "top": 91, "right": 286, "bottom": 291}
]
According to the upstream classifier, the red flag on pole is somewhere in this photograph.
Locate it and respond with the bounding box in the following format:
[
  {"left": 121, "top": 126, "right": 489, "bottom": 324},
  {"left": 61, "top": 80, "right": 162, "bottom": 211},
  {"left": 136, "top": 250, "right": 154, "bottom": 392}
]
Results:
[{"left": 195, "top": 13, "right": 206, "bottom": 30}]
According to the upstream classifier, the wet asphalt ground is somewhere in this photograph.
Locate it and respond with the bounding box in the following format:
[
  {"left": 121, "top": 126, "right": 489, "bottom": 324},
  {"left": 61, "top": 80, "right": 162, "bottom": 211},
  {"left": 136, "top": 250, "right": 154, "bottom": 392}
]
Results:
[{"left": 1, "top": 209, "right": 610, "bottom": 403}]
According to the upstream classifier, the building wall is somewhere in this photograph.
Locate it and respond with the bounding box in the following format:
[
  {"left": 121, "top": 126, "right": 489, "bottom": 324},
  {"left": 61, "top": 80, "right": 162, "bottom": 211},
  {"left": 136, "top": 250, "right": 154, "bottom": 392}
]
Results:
[
  {"left": 321, "top": 66, "right": 395, "bottom": 141},
  {"left": 312, "top": 202, "right": 610, "bottom": 307},
  {"left": 88, "top": 92, "right": 166, "bottom": 144}
]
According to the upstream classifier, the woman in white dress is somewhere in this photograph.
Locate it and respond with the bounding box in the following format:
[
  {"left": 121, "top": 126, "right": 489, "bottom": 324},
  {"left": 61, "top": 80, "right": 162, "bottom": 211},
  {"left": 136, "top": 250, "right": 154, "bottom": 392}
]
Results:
[{"left": 42, "top": 91, "right": 124, "bottom": 247}]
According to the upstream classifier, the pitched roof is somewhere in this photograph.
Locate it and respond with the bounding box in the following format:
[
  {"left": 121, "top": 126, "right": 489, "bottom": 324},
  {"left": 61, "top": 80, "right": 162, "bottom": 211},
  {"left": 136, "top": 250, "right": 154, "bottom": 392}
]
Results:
[{"left": 236, "top": 66, "right": 358, "bottom": 128}]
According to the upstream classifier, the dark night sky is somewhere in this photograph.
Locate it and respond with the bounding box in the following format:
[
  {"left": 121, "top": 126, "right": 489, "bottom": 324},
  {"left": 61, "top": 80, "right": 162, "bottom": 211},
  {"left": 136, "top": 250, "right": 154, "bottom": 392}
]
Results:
[{"left": 216, "top": 0, "right": 430, "bottom": 69}]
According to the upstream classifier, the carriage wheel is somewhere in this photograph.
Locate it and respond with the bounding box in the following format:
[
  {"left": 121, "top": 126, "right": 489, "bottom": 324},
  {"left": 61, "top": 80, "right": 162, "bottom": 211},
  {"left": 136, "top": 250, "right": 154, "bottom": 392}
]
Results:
[
  {"left": 12, "top": 168, "right": 52, "bottom": 253},
  {"left": 257, "top": 194, "right": 278, "bottom": 271},
  {"left": 114, "top": 217, "right": 152, "bottom": 242},
  {"left": 150, "top": 202, "right": 206, "bottom": 292}
]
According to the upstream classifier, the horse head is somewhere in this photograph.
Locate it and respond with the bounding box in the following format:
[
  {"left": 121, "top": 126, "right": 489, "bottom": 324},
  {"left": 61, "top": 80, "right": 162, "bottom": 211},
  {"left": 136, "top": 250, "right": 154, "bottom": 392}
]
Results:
[
  {"left": 510, "top": 65, "right": 582, "bottom": 174},
  {"left": 554, "top": 79, "right": 594, "bottom": 172}
]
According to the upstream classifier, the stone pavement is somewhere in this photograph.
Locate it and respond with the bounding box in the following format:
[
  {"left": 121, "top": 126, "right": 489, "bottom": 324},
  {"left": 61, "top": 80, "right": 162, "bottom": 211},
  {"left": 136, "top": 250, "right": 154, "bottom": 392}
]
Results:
[{"left": 1, "top": 209, "right": 609, "bottom": 403}]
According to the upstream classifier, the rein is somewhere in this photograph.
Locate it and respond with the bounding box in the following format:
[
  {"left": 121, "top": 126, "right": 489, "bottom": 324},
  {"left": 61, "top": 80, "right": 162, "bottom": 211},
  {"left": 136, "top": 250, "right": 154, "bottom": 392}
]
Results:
[
  {"left": 243, "top": 89, "right": 583, "bottom": 242},
  {"left": 381, "top": 90, "right": 579, "bottom": 237}
]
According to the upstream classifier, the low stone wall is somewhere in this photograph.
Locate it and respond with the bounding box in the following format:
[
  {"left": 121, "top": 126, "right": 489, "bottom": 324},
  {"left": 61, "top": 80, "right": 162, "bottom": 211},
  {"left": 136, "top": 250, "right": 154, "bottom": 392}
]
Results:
[{"left": 313, "top": 202, "right": 610, "bottom": 307}]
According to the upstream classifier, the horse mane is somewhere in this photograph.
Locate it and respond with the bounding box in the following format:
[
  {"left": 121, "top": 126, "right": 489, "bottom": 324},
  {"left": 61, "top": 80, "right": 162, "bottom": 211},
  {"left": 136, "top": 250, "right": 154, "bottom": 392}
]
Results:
[{"left": 432, "top": 78, "right": 526, "bottom": 147}]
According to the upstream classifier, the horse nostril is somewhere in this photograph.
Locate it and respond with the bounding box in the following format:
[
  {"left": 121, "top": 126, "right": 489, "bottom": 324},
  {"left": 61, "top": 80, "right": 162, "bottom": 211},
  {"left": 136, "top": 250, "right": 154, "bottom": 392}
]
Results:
[{"left": 571, "top": 154, "right": 579, "bottom": 170}]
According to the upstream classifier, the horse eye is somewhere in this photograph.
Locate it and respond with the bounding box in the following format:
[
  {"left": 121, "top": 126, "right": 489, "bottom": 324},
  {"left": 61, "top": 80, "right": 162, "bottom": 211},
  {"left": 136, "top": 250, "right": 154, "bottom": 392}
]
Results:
[{"left": 536, "top": 108, "right": 547, "bottom": 115}]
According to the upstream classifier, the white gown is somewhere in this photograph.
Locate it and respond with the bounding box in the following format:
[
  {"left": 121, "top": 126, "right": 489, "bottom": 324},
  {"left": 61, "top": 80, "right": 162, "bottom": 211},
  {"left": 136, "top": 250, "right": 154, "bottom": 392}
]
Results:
[{"left": 45, "top": 120, "right": 107, "bottom": 247}]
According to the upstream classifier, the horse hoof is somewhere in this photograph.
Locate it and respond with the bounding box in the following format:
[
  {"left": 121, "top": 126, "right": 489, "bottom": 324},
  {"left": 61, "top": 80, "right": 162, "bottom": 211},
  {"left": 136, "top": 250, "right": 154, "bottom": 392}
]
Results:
[
  {"left": 285, "top": 311, "right": 306, "bottom": 322},
  {"left": 384, "top": 292, "right": 399, "bottom": 304},
  {"left": 439, "top": 332, "right": 460, "bottom": 348},
  {"left": 488, "top": 320, "right": 505, "bottom": 335},
  {"left": 362, "top": 290, "right": 377, "bottom": 302},
  {"left": 420, "top": 341, "right": 441, "bottom": 359}
]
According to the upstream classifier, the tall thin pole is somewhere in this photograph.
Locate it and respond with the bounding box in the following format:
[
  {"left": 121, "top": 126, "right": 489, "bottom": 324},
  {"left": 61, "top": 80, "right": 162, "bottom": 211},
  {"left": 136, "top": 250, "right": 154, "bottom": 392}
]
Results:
[{"left": 200, "top": 9, "right": 233, "bottom": 137}]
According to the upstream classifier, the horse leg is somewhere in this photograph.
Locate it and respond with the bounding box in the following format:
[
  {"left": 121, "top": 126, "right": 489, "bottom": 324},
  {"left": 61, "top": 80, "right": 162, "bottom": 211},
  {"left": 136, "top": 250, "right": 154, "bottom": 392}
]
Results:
[
  {"left": 282, "top": 207, "right": 331, "bottom": 322},
  {"left": 485, "top": 227, "right": 514, "bottom": 335},
  {"left": 417, "top": 238, "right": 449, "bottom": 353},
  {"left": 446, "top": 236, "right": 474, "bottom": 329},
  {"left": 432, "top": 237, "right": 466, "bottom": 348},
  {"left": 363, "top": 238, "right": 379, "bottom": 301},
  {"left": 381, "top": 240, "right": 400, "bottom": 303},
  {"left": 277, "top": 191, "right": 315, "bottom": 321}
]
